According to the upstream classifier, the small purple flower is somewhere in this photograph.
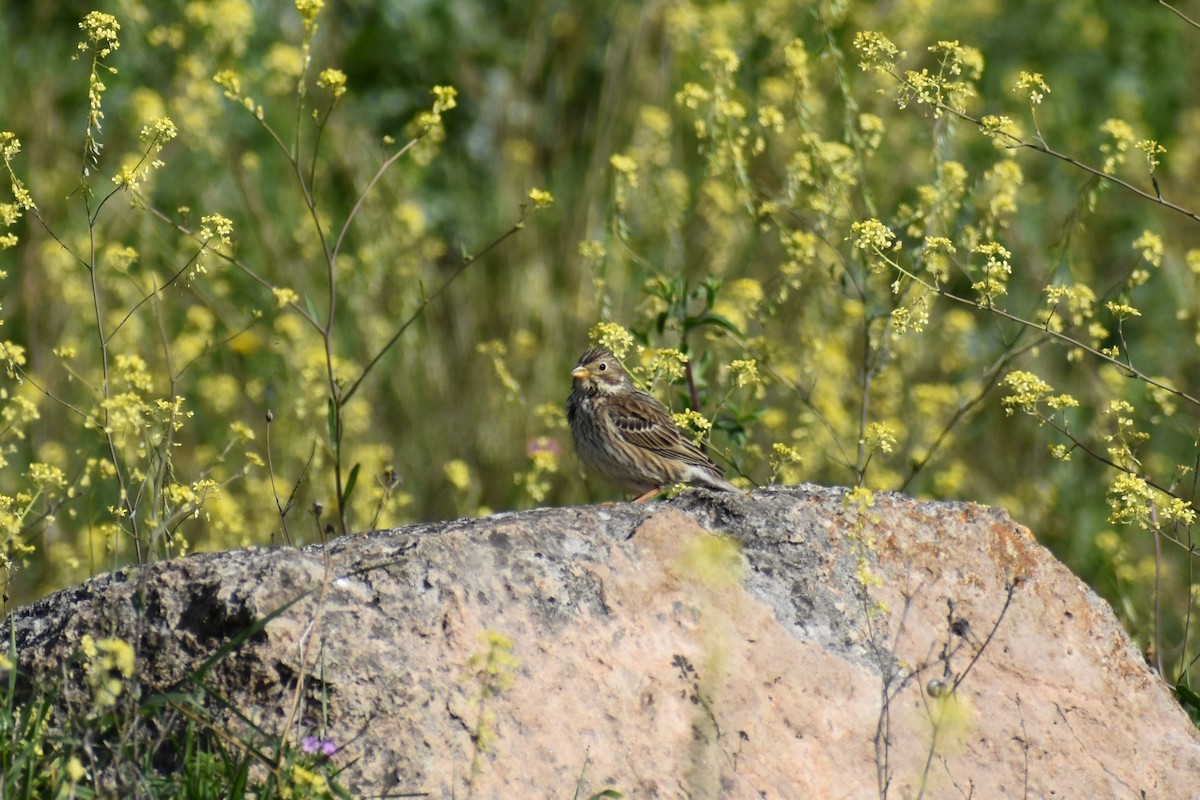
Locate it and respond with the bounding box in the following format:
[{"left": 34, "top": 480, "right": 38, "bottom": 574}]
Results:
[
  {"left": 526, "top": 437, "right": 562, "bottom": 457},
  {"left": 301, "top": 734, "right": 337, "bottom": 757}
]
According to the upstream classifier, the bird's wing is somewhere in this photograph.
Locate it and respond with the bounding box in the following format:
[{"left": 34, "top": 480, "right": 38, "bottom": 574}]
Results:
[{"left": 605, "top": 391, "right": 724, "bottom": 472}]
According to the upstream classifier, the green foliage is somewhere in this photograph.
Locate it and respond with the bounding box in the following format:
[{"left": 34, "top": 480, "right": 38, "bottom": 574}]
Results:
[
  {"left": 2, "top": 0, "right": 1200, "bottom": 742},
  {"left": 0, "top": 632, "right": 351, "bottom": 799},
  {"left": 458, "top": 628, "right": 534, "bottom": 794},
  {"left": 463, "top": 629, "right": 519, "bottom": 766},
  {"left": 0, "top": 0, "right": 545, "bottom": 598}
]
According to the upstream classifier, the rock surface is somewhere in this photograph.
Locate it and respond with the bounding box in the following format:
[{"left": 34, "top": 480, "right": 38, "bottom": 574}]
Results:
[{"left": 8, "top": 485, "right": 1200, "bottom": 798}]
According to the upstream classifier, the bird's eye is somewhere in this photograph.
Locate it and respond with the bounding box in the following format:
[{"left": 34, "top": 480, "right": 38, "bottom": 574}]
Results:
[{"left": 598, "top": 363, "right": 607, "bottom": 371}]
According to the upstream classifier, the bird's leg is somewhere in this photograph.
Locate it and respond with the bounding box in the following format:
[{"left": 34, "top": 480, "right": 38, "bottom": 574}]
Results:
[{"left": 632, "top": 487, "right": 662, "bottom": 503}]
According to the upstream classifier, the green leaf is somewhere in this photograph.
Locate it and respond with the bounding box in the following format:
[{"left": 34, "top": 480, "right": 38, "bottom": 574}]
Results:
[
  {"left": 701, "top": 275, "right": 723, "bottom": 307},
  {"left": 341, "top": 462, "right": 361, "bottom": 509},
  {"left": 682, "top": 310, "right": 741, "bottom": 337},
  {"left": 1174, "top": 683, "right": 1200, "bottom": 725},
  {"left": 326, "top": 399, "right": 338, "bottom": 449}
]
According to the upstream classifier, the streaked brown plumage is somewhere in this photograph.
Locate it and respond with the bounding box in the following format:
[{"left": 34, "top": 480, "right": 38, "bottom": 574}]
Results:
[{"left": 566, "top": 347, "right": 740, "bottom": 502}]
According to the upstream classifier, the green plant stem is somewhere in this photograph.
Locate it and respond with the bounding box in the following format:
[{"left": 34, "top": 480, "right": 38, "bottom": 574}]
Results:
[
  {"left": 898, "top": 342, "right": 1037, "bottom": 492},
  {"left": 889, "top": 258, "right": 1200, "bottom": 409},
  {"left": 140, "top": 204, "right": 323, "bottom": 331},
  {"left": 885, "top": 69, "right": 1200, "bottom": 226},
  {"left": 341, "top": 219, "right": 527, "bottom": 404},
  {"left": 1159, "top": 1, "right": 1200, "bottom": 31},
  {"left": 83, "top": 193, "right": 143, "bottom": 561}
]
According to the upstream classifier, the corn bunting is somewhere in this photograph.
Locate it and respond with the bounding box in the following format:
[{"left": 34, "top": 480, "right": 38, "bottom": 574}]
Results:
[{"left": 567, "top": 347, "right": 740, "bottom": 502}]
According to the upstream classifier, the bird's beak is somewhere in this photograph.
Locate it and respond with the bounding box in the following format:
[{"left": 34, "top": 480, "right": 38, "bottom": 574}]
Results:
[{"left": 571, "top": 365, "right": 590, "bottom": 380}]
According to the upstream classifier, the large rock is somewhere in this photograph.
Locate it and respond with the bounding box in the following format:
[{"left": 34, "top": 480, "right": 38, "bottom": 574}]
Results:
[{"left": 8, "top": 485, "right": 1199, "bottom": 797}]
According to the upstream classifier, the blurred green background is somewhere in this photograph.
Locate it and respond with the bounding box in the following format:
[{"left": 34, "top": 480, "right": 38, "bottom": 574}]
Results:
[{"left": 3, "top": 0, "right": 1200, "bottom": 689}]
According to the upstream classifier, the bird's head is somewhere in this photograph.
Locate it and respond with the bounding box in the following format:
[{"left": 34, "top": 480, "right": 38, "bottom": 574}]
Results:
[{"left": 571, "top": 347, "right": 631, "bottom": 395}]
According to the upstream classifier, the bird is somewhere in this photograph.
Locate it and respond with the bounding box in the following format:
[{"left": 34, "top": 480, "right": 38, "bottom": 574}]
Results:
[{"left": 566, "top": 346, "right": 741, "bottom": 502}]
